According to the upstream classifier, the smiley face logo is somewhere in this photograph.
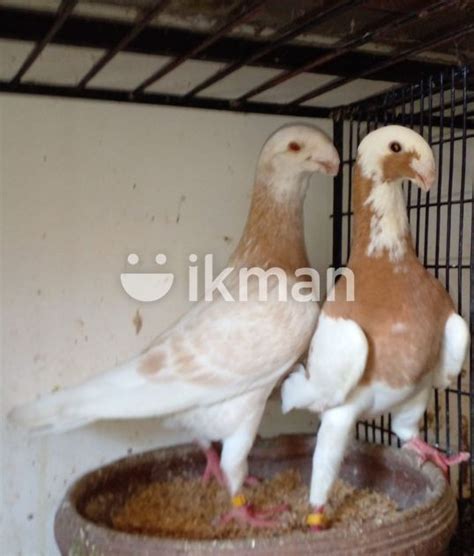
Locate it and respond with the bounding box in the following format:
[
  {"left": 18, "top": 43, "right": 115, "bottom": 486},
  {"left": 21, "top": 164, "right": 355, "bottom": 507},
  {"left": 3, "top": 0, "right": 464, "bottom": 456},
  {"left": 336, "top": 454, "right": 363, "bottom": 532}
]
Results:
[{"left": 120, "top": 253, "right": 174, "bottom": 302}]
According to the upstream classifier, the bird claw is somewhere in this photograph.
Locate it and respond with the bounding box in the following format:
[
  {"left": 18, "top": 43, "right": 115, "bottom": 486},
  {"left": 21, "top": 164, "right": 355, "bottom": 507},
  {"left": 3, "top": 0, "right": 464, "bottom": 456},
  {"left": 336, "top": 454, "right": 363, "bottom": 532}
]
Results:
[
  {"left": 404, "top": 437, "right": 470, "bottom": 478},
  {"left": 219, "top": 503, "right": 289, "bottom": 528}
]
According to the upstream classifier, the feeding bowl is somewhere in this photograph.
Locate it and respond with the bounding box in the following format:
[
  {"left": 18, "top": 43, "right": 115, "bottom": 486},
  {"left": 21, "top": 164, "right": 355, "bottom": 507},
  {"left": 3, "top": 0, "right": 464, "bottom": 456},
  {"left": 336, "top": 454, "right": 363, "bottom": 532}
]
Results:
[{"left": 55, "top": 434, "right": 457, "bottom": 555}]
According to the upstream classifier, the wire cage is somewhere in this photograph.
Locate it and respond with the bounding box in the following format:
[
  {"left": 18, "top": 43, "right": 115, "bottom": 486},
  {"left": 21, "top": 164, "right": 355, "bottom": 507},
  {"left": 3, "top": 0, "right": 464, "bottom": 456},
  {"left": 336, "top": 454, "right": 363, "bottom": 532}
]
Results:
[
  {"left": 1, "top": 0, "right": 473, "bottom": 553},
  {"left": 332, "top": 66, "right": 473, "bottom": 552}
]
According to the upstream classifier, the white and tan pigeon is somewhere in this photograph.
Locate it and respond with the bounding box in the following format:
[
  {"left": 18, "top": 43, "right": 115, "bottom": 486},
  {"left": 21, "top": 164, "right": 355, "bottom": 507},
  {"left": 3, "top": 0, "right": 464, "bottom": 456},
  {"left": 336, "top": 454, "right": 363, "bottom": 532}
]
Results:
[
  {"left": 281, "top": 125, "right": 470, "bottom": 530},
  {"left": 9, "top": 124, "right": 340, "bottom": 527}
]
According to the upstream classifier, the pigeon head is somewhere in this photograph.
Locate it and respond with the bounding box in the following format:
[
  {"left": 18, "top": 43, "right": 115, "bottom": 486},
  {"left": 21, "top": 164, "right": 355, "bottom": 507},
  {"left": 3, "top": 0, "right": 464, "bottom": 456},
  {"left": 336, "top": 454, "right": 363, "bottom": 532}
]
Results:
[
  {"left": 257, "top": 124, "right": 340, "bottom": 181},
  {"left": 357, "top": 125, "right": 436, "bottom": 191}
]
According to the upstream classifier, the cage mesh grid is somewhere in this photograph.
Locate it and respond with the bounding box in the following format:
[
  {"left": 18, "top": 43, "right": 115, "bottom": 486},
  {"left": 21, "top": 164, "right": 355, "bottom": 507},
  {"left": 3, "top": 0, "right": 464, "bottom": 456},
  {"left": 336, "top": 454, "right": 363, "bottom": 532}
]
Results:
[
  {"left": 1, "top": 1, "right": 474, "bottom": 550},
  {"left": 1, "top": 1, "right": 474, "bottom": 118},
  {"left": 332, "top": 65, "right": 473, "bottom": 550}
]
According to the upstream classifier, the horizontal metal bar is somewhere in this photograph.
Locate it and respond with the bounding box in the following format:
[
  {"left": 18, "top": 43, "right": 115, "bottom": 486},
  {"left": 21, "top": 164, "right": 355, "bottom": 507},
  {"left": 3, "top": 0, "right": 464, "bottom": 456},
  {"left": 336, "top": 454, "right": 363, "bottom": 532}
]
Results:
[
  {"left": 299, "top": 22, "right": 474, "bottom": 103},
  {"left": 356, "top": 421, "right": 470, "bottom": 448},
  {"left": 421, "top": 133, "right": 474, "bottom": 146},
  {"left": 77, "top": 0, "right": 172, "bottom": 89},
  {"left": 342, "top": 136, "right": 474, "bottom": 160},
  {"left": 336, "top": 67, "right": 473, "bottom": 116},
  {"left": 0, "top": 6, "right": 455, "bottom": 86},
  {"left": 289, "top": 0, "right": 457, "bottom": 106},
  {"left": 330, "top": 196, "right": 473, "bottom": 218},
  {"left": 185, "top": 0, "right": 361, "bottom": 98},
  {"left": 336, "top": 106, "right": 473, "bottom": 130},
  {"left": 445, "top": 388, "right": 471, "bottom": 397},
  {"left": 342, "top": 130, "right": 474, "bottom": 160},
  {"left": 429, "top": 93, "right": 474, "bottom": 116},
  {"left": 330, "top": 67, "right": 473, "bottom": 128},
  {"left": 425, "top": 264, "right": 470, "bottom": 270},
  {"left": 11, "top": 0, "right": 78, "bottom": 86},
  {"left": 239, "top": 0, "right": 455, "bottom": 103},
  {"left": 134, "top": 0, "right": 265, "bottom": 94},
  {"left": 0, "top": 80, "right": 332, "bottom": 119},
  {"left": 346, "top": 86, "right": 474, "bottom": 128}
]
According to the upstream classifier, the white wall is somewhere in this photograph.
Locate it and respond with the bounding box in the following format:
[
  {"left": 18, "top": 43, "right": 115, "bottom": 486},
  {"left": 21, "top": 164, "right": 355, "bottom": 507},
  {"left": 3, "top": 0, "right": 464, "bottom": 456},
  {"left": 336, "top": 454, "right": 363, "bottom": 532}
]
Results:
[{"left": 0, "top": 95, "right": 333, "bottom": 555}]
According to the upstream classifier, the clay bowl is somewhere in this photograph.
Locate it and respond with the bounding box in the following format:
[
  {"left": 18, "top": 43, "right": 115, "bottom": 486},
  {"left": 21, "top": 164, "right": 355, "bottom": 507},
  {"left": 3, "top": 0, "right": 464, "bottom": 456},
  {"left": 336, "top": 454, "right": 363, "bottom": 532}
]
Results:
[{"left": 55, "top": 434, "right": 457, "bottom": 555}]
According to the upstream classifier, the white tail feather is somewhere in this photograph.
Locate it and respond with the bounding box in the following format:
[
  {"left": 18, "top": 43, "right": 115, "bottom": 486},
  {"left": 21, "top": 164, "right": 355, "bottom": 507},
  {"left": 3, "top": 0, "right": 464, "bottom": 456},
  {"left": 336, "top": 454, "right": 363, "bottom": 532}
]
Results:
[
  {"left": 8, "top": 386, "right": 97, "bottom": 435},
  {"left": 7, "top": 358, "right": 140, "bottom": 434},
  {"left": 7, "top": 355, "right": 232, "bottom": 434}
]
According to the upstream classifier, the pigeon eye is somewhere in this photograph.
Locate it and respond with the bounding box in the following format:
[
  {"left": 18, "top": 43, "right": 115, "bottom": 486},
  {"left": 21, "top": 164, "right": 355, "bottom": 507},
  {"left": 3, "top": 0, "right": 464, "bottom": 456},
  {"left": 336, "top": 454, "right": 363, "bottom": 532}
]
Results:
[
  {"left": 288, "top": 141, "right": 302, "bottom": 152},
  {"left": 389, "top": 141, "right": 402, "bottom": 153}
]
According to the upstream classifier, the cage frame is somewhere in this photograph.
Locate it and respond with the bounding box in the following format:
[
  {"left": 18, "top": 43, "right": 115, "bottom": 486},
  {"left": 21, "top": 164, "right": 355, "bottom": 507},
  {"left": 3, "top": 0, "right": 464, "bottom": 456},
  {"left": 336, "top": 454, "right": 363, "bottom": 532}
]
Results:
[
  {"left": 331, "top": 65, "right": 473, "bottom": 552},
  {"left": 0, "top": 0, "right": 473, "bottom": 123},
  {"left": 0, "top": 0, "right": 473, "bottom": 552}
]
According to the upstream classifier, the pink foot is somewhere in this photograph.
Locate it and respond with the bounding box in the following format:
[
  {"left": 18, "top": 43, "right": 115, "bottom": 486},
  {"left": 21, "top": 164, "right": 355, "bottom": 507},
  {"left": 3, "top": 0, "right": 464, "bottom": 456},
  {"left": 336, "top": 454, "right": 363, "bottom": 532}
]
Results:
[
  {"left": 244, "top": 475, "right": 261, "bottom": 487},
  {"left": 219, "top": 502, "right": 289, "bottom": 528},
  {"left": 405, "top": 437, "right": 470, "bottom": 477},
  {"left": 201, "top": 446, "right": 226, "bottom": 487}
]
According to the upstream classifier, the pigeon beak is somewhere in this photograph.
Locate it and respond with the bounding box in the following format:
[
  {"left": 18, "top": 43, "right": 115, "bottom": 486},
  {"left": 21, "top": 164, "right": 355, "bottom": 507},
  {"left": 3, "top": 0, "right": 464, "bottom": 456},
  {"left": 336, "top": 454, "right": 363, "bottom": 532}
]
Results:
[
  {"left": 311, "top": 154, "right": 340, "bottom": 177},
  {"left": 326, "top": 146, "right": 341, "bottom": 176},
  {"left": 321, "top": 160, "right": 340, "bottom": 177},
  {"left": 305, "top": 145, "right": 340, "bottom": 177},
  {"left": 411, "top": 159, "right": 436, "bottom": 191}
]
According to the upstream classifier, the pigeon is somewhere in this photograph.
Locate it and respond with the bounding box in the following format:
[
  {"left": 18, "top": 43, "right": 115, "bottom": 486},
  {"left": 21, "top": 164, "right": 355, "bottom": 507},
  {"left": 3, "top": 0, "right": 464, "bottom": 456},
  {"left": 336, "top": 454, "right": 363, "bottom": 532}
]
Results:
[
  {"left": 9, "top": 124, "right": 340, "bottom": 527},
  {"left": 281, "top": 125, "right": 470, "bottom": 530}
]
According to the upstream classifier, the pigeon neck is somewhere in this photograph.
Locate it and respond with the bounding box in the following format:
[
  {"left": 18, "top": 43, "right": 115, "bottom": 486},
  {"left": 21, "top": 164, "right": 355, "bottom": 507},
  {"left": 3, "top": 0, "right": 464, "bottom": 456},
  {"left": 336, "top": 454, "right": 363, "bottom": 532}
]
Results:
[
  {"left": 231, "top": 173, "right": 310, "bottom": 273},
  {"left": 350, "top": 163, "right": 414, "bottom": 265}
]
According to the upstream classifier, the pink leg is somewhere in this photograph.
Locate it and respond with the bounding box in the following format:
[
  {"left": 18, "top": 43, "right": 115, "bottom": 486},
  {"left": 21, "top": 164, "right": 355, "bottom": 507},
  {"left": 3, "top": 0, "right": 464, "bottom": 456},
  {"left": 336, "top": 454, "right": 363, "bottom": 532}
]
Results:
[
  {"left": 198, "top": 443, "right": 288, "bottom": 528},
  {"left": 198, "top": 443, "right": 260, "bottom": 488},
  {"left": 405, "top": 437, "right": 470, "bottom": 477},
  {"left": 244, "top": 475, "right": 261, "bottom": 487},
  {"left": 219, "top": 501, "right": 289, "bottom": 528},
  {"left": 201, "top": 445, "right": 226, "bottom": 487}
]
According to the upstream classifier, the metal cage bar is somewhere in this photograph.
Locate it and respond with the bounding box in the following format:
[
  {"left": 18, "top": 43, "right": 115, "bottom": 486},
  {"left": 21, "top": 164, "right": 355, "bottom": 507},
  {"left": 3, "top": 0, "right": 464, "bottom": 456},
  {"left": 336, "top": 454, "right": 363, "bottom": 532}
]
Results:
[
  {"left": 238, "top": 0, "right": 454, "bottom": 104},
  {"left": 184, "top": 0, "right": 360, "bottom": 99},
  {"left": 1, "top": 0, "right": 473, "bottom": 129},
  {"left": 10, "top": 0, "right": 78, "bottom": 86},
  {"left": 1, "top": 0, "right": 473, "bottom": 548},
  {"left": 292, "top": 22, "right": 474, "bottom": 105},
  {"left": 332, "top": 65, "right": 473, "bottom": 553},
  {"left": 77, "top": 0, "right": 172, "bottom": 89},
  {"left": 133, "top": 0, "right": 266, "bottom": 95}
]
